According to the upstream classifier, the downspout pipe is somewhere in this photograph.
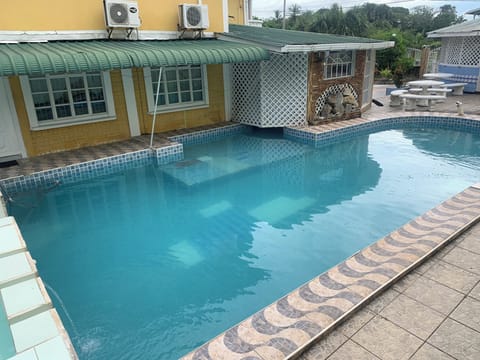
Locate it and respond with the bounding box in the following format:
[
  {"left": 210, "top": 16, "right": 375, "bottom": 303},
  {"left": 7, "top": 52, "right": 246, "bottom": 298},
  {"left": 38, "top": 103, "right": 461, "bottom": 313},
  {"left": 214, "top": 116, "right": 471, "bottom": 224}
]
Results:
[{"left": 149, "top": 67, "right": 163, "bottom": 148}]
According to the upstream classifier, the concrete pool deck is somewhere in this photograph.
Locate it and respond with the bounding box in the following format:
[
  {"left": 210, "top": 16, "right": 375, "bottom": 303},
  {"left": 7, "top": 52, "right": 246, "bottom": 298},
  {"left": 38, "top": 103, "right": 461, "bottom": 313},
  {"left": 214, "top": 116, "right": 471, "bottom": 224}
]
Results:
[{"left": 0, "top": 87, "right": 479, "bottom": 359}]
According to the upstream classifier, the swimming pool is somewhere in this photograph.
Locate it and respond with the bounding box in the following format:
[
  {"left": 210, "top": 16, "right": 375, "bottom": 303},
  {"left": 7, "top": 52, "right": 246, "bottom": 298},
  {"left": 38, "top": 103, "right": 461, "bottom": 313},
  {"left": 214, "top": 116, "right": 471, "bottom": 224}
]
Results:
[{"left": 10, "top": 126, "right": 480, "bottom": 359}]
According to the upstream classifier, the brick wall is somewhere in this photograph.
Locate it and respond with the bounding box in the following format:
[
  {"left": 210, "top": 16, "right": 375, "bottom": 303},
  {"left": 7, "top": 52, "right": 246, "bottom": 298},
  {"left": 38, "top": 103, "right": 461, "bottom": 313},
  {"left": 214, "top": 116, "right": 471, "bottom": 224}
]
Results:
[{"left": 307, "top": 50, "right": 366, "bottom": 123}]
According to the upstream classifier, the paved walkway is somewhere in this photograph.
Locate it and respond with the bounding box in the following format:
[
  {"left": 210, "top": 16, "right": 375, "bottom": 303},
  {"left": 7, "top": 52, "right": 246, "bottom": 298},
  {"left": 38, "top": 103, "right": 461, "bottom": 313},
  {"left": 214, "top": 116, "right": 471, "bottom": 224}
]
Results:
[{"left": 299, "top": 222, "right": 480, "bottom": 360}]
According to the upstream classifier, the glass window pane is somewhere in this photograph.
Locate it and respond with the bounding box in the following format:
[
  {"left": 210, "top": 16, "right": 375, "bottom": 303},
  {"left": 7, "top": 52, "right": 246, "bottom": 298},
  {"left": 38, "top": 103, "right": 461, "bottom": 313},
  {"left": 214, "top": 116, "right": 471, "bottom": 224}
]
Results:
[
  {"left": 191, "top": 67, "right": 201, "bottom": 79},
  {"left": 56, "top": 105, "right": 72, "bottom": 118},
  {"left": 179, "top": 80, "right": 190, "bottom": 91},
  {"left": 165, "top": 70, "right": 177, "bottom": 81},
  {"left": 180, "top": 92, "right": 191, "bottom": 102},
  {"left": 154, "top": 94, "right": 166, "bottom": 106},
  {"left": 192, "top": 91, "right": 203, "bottom": 101},
  {"left": 50, "top": 78, "right": 67, "bottom": 91},
  {"left": 89, "top": 88, "right": 104, "bottom": 101},
  {"left": 32, "top": 93, "right": 51, "bottom": 107},
  {"left": 91, "top": 102, "right": 106, "bottom": 114},
  {"left": 192, "top": 80, "right": 202, "bottom": 91},
  {"left": 87, "top": 75, "right": 102, "bottom": 87},
  {"left": 72, "top": 90, "right": 87, "bottom": 103},
  {"left": 179, "top": 69, "right": 190, "bottom": 80},
  {"left": 30, "top": 79, "right": 48, "bottom": 93},
  {"left": 167, "top": 82, "right": 178, "bottom": 92},
  {"left": 74, "top": 103, "right": 88, "bottom": 115},
  {"left": 70, "top": 76, "right": 85, "bottom": 89},
  {"left": 152, "top": 81, "right": 164, "bottom": 95},
  {"left": 36, "top": 108, "right": 53, "bottom": 121},
  {"left": 168, "top": 93, "right": 179, "bottom": 104},
  {"left": 54, "top": 92, "right": 69, "bottom": 105}
]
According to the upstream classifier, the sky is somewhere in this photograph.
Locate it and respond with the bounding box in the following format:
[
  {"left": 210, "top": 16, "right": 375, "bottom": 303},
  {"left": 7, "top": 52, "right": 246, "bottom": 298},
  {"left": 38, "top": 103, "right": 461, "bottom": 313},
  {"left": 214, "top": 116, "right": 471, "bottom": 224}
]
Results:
[{"left": 252, "top": 0, "right": 480, "bottom": 19}]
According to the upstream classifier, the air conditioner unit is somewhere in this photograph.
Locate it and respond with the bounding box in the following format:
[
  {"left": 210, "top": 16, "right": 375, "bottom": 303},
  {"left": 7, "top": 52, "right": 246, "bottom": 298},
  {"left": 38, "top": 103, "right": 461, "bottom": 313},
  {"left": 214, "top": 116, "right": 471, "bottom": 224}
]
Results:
[
  {"left": 179, "top": 4, "right": 209, "bottom": 30},
  {"left": 104, "top": 0, "right": 140, "bottom": 28}
]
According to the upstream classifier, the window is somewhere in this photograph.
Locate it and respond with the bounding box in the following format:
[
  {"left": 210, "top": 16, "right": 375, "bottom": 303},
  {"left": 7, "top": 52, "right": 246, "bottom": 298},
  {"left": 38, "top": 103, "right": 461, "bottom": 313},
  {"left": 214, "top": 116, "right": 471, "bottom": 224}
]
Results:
[
  {"left": 324, "top": 50, "right": 355, "bottom": 79},
  {"left": 144, "top": 65, "right": 208, "bottom": 112},
  {"left": 21, "top": 72, "right": 115, "bottom": 129}
]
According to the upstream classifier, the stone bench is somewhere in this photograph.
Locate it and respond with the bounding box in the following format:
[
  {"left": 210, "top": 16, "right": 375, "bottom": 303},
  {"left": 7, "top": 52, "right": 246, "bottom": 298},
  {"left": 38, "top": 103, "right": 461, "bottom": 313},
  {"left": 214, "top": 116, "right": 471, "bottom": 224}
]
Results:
[
  {"left": 440, "top": 83, "right": 468, "bottom": 96},
  {"left": 409, "top": 88, "right": 452, "bottom": 95},
  {"left": 399, "top": 94, "right": 445, "bottom": 111},
  {"left": 390, "top": 89, "right": 408, "bottom": 107}
]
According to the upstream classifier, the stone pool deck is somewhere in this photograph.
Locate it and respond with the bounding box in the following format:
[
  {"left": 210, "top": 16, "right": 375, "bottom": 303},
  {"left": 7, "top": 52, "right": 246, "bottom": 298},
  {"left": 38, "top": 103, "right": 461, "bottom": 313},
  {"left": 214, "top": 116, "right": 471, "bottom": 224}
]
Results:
[{"left": 299, "top": 214, "right": 480, "bottom": 360}]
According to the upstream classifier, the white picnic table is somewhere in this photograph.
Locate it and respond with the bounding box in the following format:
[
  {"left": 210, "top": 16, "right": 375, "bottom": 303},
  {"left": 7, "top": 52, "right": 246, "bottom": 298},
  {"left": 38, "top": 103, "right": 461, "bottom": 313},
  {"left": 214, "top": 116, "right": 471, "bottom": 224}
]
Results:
[
  {"left": 423, "top": 72, "right": 454, "bottom": 80},
  {"left": 406, "top": 80, "right": 445, "bottom": 106}
]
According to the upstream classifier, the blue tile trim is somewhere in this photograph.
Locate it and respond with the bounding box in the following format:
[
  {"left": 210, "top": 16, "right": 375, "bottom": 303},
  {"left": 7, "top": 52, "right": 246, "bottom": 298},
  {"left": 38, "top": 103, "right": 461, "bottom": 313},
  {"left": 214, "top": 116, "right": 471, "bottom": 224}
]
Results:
[
  {"left": 155, "top": 143, "right": 184, "bottom": 165},
  {"left": 168, "top": 124, "right": 251, "bottom": 146},
  {"left": 284, "top": 116, "right": 480, "bottom": 147},
  {"left": 0, "top": 124, "right": 252, "bottom": 196}
]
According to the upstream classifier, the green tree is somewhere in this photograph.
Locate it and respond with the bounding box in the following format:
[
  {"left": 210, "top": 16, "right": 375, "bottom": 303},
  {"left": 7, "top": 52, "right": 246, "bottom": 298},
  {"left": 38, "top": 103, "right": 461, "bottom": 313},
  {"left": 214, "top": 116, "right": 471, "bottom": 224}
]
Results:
[
  {"left": 432, "top": 5, "right": 463, "bottom": 30},
  {"left": 408, "top": 6, "right": 435, "bottom": 35}
]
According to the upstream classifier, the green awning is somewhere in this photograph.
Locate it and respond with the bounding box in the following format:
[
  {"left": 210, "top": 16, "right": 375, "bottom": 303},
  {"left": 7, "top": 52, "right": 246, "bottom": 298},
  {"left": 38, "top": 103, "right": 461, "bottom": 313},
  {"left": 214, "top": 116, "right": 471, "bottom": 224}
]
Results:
[{"left": 0, "top": 39, "right": 270, "bottom": 76}]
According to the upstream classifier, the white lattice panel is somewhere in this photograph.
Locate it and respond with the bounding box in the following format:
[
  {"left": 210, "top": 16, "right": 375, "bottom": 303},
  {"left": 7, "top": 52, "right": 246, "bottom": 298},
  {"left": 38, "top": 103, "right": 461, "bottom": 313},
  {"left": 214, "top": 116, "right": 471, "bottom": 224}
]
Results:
[
  {"left": 461, "top": 37, "right": 480, "bottom": 66},
  {"left": 232, "top": 62, "right": 262, "bottom": 125},
  {"left": 231, "top": 53, "right": 308, "bottom": 128},
  {"left": 260, "top": 53, "right": 308, "bottom": 127},
  {"left": 445, "top": 37, "right": 464, "bottom": 65},
  {"left": 314, "top": 83, "right": 359, "bottom": 116}
]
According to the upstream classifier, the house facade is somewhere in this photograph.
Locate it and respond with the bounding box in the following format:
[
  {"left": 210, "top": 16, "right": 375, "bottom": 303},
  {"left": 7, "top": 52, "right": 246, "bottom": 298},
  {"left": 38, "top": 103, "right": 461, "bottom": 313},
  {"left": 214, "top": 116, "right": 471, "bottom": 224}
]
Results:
[
  {"left": 0, "top": 0, "right": 392, "bottom": 162},
  {"left": 428, "top": 18, "right": 480, "bottom": 93},
  {"left": 0, "top": 0, "right": 261, "bottom": 161}
]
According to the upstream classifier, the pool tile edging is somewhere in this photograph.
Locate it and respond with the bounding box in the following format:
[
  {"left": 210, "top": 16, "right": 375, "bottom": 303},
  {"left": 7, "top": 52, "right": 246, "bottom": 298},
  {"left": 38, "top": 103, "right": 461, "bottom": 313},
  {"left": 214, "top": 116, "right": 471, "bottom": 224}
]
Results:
[
  {"left": 284, "top": 115, "right": 480, "bottom": 146},
  {"left": 0, "top": 217, "right": 78, "bottom": 360},
  {"left": 0, "top": 124, "right": 249, "bottom": 195}
]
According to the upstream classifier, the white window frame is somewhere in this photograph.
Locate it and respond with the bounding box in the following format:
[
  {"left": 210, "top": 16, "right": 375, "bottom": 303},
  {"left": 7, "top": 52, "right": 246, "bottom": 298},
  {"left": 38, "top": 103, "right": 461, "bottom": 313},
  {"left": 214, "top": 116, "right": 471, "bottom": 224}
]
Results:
[
  {"left": 20, "top": 71, "right": 115, "bottom": 130},
  {"left": 144, "top": 65, "right": 209, "bottom": 114},
  {"left": 324, "top": 50, "right": 355, "bottom": 80}
]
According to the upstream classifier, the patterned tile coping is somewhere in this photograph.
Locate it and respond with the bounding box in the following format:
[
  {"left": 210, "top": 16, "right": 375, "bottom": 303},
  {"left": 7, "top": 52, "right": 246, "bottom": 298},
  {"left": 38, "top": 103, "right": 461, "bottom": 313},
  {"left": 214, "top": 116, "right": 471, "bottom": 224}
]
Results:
[{"left": 181, "top": 114, "right": 480, "bottom": 360}]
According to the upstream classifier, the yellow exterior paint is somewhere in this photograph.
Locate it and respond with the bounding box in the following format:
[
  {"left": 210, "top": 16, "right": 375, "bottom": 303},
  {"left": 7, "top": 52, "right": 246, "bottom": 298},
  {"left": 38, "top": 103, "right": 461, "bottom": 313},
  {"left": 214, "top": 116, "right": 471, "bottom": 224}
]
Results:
[
  {"left": 9, "top": 71, "right": 131, "bottom": 156},
  {"left": 228, "top": 0, "right": 245, "bottom": 25},
  {"left": 134, "top": 64, "right": 225, "bottom": 134},
  {"left": 1, "top": 0, "right": 225, "bottom": 32}
]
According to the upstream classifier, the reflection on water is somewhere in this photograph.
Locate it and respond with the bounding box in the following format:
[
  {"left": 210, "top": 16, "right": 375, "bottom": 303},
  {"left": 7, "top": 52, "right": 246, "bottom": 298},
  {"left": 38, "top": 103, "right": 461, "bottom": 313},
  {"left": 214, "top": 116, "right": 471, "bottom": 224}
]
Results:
[{"left": 11, "top": 128, "right": 480, "bottom": 360}]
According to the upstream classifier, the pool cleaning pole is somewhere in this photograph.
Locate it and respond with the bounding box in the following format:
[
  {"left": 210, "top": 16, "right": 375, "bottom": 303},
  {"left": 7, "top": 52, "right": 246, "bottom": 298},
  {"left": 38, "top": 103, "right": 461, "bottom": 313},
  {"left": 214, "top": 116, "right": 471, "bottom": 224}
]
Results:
[{"left": 150, "top": 67, "right": 163, "bottom": 148}]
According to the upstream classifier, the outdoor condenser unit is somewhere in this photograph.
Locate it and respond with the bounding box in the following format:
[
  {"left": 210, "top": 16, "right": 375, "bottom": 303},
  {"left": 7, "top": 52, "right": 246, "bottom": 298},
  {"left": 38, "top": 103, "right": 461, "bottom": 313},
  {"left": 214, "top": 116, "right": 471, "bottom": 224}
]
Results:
[
  {"left": 104, "top": 0, "right": 141, "bottom": 28},
  {"left": 178, "top": 4, "right": 209, "bottom": 30}
]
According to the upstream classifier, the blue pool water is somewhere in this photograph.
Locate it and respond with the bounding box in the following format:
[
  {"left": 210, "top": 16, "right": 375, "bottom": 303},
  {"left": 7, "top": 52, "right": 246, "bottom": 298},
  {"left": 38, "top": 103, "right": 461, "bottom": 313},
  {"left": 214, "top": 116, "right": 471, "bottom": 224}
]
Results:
[{"left": 11, "top": 127, "right": 480, "bottom": 359}]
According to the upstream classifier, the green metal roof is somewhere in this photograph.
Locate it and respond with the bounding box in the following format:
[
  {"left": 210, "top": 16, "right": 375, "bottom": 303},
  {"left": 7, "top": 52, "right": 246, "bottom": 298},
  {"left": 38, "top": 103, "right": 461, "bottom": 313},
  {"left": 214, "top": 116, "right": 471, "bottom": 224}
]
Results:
[
  {"left": 428, "top": 18, "right": 480, "bottom": 38},
  {"left": 0, "top": 39, "right": 270, "bottom": 76},
  {"left": 220, "top": 25, "right": 394, "bottom": 52}
]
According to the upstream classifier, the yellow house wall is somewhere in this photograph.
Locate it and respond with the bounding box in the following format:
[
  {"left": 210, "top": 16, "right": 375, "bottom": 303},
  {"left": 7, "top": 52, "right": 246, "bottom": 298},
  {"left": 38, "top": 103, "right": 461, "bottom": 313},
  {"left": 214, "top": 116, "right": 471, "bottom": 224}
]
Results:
[
  {"left": 1, "top": 0, "right": 225, "bottom": 32},
  {"left": 134, "top": 64, "right": 225, "bottom": 134},
  {"left": 9, "top": 71, "right": 132, "bottom": 156},
  {"left": 228, "top": 0, "right": 245, "bottom": 24}
]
